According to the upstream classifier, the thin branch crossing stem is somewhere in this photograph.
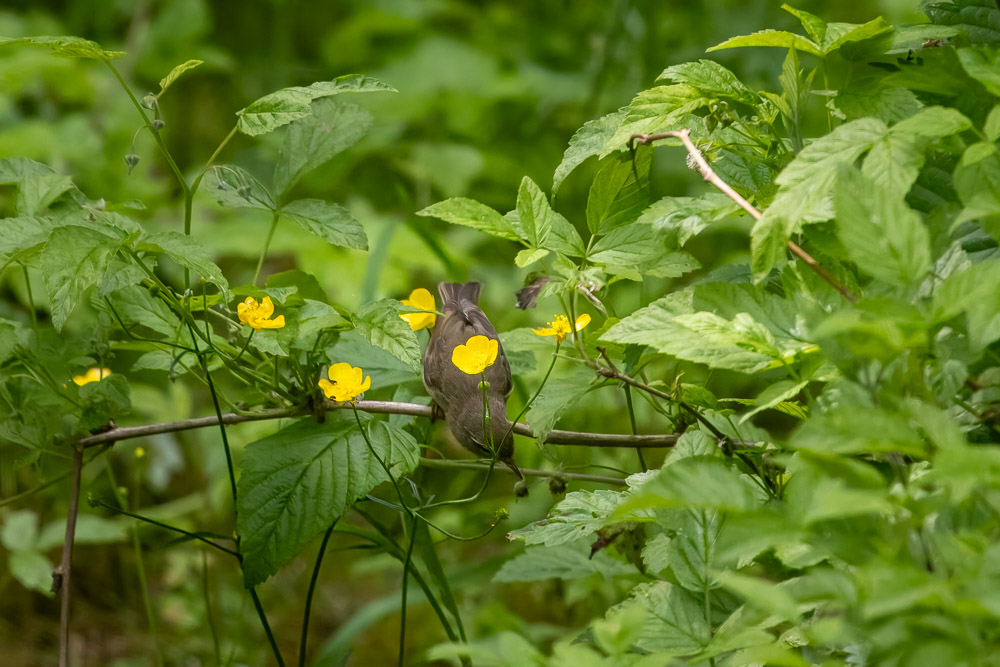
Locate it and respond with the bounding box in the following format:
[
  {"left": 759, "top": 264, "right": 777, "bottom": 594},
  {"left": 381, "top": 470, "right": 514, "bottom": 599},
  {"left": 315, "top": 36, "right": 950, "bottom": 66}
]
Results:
[{"left": 628, "top": 129, "right": 858, "bottom": 303}]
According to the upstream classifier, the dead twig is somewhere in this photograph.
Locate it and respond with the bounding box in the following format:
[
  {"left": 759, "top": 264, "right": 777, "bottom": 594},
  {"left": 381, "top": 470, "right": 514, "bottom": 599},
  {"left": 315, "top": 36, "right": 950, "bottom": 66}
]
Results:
[{"left": 55, "top": 446, "right": 84, "bottom": 667}]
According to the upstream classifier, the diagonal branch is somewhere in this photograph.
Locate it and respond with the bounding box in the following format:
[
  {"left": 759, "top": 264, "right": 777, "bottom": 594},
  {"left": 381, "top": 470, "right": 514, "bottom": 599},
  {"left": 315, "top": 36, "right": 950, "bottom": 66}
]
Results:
[
  {"left": 76, "top": 400, "right": 679, "bottom": 449},
  {"left": 629, "top": 129, "right": 857, "bottom": 303}
]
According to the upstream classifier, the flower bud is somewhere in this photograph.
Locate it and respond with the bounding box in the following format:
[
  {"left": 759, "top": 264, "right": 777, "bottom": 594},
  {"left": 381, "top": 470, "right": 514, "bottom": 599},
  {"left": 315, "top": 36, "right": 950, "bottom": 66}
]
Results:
[
  {"left": 124, "top": 153, "right": 140, "bottom": 174},
  {"left": 514, "top": 480, "right": 529, "bottom": 498},
  {"left": 141, "top": 93, "right": 157, "bottom": 110},
  {"left": 152, "top": 118, "right": 165, "bottom": 132},
  {"left": 548, "top": 476, "right": 567, "bottom": 496}
]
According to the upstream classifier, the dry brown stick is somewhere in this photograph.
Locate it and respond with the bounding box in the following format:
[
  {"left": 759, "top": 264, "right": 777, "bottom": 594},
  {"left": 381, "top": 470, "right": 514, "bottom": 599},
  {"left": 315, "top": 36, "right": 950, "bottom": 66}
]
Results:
[
  {"left": 55, "top": 446, "right": 84, "bottom": 667},
  {"left": 77, "top": 400, "right": 679, "bottom": 449},
  {"left": 629, "top": 129, "right": 858, "bottom": 303}
]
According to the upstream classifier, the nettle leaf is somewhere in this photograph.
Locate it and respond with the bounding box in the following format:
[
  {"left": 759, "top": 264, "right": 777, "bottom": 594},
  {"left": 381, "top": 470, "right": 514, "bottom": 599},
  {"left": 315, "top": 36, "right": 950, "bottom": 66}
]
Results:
[
  {"left": 833, "top": 165, "right": 931, "bottom": 286},
  {"left": 416, "top": 198, "right": 522, "bottom": 242},
  {"left": 280, "top": 199, "right": 368, "bottom": 250},
  {"left": 352, "top": 299, "right": 422, "bottom": 371},
  {"left": 137, "top": 232, "right": 232, "bottom": 301},
  {"left": 494, "top": 541, "right": 637, "bottom": 582},
  {"left": 39, "top": 226, "right": 121, "bottom": 330},
  {"left": 509, "top": 489, "right": 623, "bottom": 547},
  {"left": 237, "top": 416, "right": 418, "bottom": 587},
  {"left": 933, "top": 259, "right": 1000, "bottom": 351},
  {"left": 586, "top": 149, "right": 652, "bottom": 235},
  {"left": 667, "top": 510, "right": 723, "bottom": 594},
  {"left": 708, "top": 30, "right": 822, "bottom": 57},
  {"left": 158, "top": 59, "right": 203, "bottom": 95},
  {"left": 629, "top": 581, "right": 711, "bottom": 655},
  {"left": 273, "top": 99, "right": 373, "bottom": 195},
  {"left": 751, "top": 117, "right": 886, "bottom": 278},
  {"left": 657, "top": 59, "right": 758, "bottom": 105},
  {"left": 525, "top": 366, "right": 594, "bottom": 446},
  {"left": 589, "top": 223, "right": 664, "bottom": 273},
  {"left": 862, "top": 106, "right": 972, "bottom": 199},
  {"left": 614, "top": 457, "right": 761, "bottom": 517},
  {"left": 236, "top": 74, "right": 395, "bottom": 137},
  {"left": 604, "top": 85, "right": 708, "bottom": 153},
  {"left": 553, "top": 109, "right": 626, "bottom": 194},
  {"left": 203, "top": 165, "right": 276, "bottom": 210},
  {"left": 925, "top": 0, "right": 1000, "bottom": 44},
  {"left": 637, "top": 193, "right": 738, "bottom": 248},
  {"left": 0, "top": 35, "right": 125, "bottom": 61}
]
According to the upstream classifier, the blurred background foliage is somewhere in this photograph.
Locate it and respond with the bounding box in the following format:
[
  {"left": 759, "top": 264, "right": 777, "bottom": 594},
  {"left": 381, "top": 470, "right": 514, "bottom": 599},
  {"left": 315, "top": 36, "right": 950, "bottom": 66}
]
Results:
[{"left": 0, "top": 0, "right": 924, "bottom": 664}]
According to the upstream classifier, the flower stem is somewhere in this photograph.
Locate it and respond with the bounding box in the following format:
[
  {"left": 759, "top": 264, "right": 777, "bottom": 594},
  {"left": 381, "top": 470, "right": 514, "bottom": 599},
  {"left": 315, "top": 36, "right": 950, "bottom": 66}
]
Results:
[
  {"left": 299, "top": 521, "right": 337, "bottom": 667},
  {"left": 254, "top": 210, "right": 280, "bottom": 286}
]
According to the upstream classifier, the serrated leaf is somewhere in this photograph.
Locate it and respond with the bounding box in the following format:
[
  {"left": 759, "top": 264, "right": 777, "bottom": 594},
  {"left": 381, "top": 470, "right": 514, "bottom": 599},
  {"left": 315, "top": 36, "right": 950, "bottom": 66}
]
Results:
[
  {"left": 833, "top": 165, "right": 931, "bottom": 286},
  {"left": 280, "top": 199, "right": 368, "bottom": 250},
  {"left": 553, "top": 109, "right": 626, "bottom": 193},
  {"left": 933, "top": 259, "right": 1000, "bottom": 351},
  {"left": 614, "top": 457, "right": 761, "bottom": 517},
  {"left": 237, "top": 416, "right": 418, "bottom": 587},
  {"left": 158, "top": 59, "right": 203, "bottom": 95},
  {"left": 637, "top": 193, "right": 738, "bottom": 248},
  {"left": 586, "top": 149, "right": 651, "bottom": 235},
  {"left": 105, "top": 285, "right": 186, "bottom": 339},
  {"left": 352, "top": 299, "right": 422, "bottom": 371},
  {"left": 958, "top": 46, "right": 1000, "bottom": 96},
  {"left": 717, "top": 571, "right": 799, "bottom": 622},
  {"left": 509, "top": 489, "right": 623, "bottom": 547},
  {"left": 416, "top": 198, "right": 522, "bottom": 242},
  {"left": 525, "top": 366, "right": 594, "bottom": 446},
  {"left": 203, "top": 165, "right": 276, "bottom": 210},
  {"left": 516, "top": 176, "right": 554, "bottom": 248},
  {"left": 605, "top": 85, "right": 708, "bottom": 153},
  {"left": 668, "top": 510, "right": 722, "bottom": 593},
  {"left": 630, "top": 581, "right": 711, "bottom": 655},
  {"left": 741, "top": 380, "right": 809, "bottom": 423},
  {"left": 16, "top": 173, "right": 75, "bottom": 217},
  {"left": 589, "top": 223, "right": 663, "bottom": 268},
  {"left": 40, "top": 226, "right": 121, "bottom": 330},
  {"left": 707, "top": 30, "right": 822, "bottom": 56},
  {"left": 494, "top": 541, "right": 637, "bottom": 582},
  {"left": 657, "top": 59, "right": 758, "bottom": 105},
  {"left": 514, "top": 247, "right": 549, "bottom": 268},
  {"left": 0, "top": 35, "right": 125, "bottom": 61},
  {"left": 274, "top": 99, "right": 372, "bottom": 195},
  {"left": 925, "top": 0, "right": 1000, "bottom": 44},
  {"left": 137, "top": 232, "right": 232, "bottom": 301},
  {"left": 236, "top": 74, "right": 394, "bottom": 137}
]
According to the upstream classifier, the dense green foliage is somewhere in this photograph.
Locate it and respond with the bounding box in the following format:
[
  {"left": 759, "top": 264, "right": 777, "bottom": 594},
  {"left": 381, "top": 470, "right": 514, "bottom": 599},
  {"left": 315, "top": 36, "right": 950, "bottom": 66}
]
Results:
[{"left": 3, "top": 1, "right": 1000, "bottom": 665}]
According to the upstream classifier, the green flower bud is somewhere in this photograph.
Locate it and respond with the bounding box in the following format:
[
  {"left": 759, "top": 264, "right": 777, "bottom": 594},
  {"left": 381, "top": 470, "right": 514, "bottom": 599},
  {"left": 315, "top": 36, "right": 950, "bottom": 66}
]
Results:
[{"left": 124, "top": 153, "right": 140, "bottom": 174}]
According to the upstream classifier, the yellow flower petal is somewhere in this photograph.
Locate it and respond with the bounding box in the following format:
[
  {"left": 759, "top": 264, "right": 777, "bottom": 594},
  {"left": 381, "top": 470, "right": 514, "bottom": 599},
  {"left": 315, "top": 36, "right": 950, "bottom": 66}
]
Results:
[
  {"left": 400, "top": 288, "right": 437, "bottom": 331},
  {"left": 533, "top": 315, "right": 573, "bottom": 343},
  {"left": 319, "top": 363, "right": 371, "bottom": 402},
  {"left": 72, "top": 367, "right": 111, "bottom": 386},
  {"left": 237, "top": 295, "right": 285, "bottom": 331},
  {"left": 452, "top": 335, "right": 499, "bottom": 375},
  {"left": 574, "top": 313, "right": 591, "bottom": 332}
]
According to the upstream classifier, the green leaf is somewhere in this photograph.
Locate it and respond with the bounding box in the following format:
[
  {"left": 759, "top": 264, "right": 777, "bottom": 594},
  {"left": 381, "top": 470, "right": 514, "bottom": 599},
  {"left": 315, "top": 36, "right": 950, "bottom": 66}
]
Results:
[
  {"left": 657, "top": 59, "right": 758, "bottom": 104},
  {"left": 717, "top": 571, "right": 799, "bottom": 622},
  {"left": 630, "top": 581, "right": 711, "bottom": 655},
  {"left": 280, "top": 199, "right": 368, "bottom": 251},
  {"left": 751, "top": 118, "right": 886, "bottom": 278},
  {"left": 416, "top": 198, "right": 522, "bottom": 242},
  {"left": 105, "top": 286, "right": 186, "bottom": 339},
  {"left": 925, "top": 0, "right": 1000, "bottom": 43},
  {"left": 516, "top": 176, "right": 555, "bottom": 248},
  {"left": 741, "top": 380, "right": 809, "bottom": 423},
  {"left": 16, "top": 173, "right": 75, "bottom": 217},
  {"left": 552, "top": 109, "right": 626, "bottom": 194},
  {"left": 328, "top": 334, "right": 418, "bottom": 390},
  {"left": 1, "top": 510, "right": 39, "bottom": 552},
  {"left": 273, "top": 99, "right": 373, "bottom": 195},
  {"left": 668, "top": 510, "right": 722, "bottom": 593},
  {"left": 509, "top": 489, "right": 623, "bottom": 547},
  {"left": 954, "top": 141, "right": 1000, "bottom": 228},
  {"left": 9, "top": 551, "right": 54, "bottom": 597},
  {"left": 985, "top": 105, "right": 1000, "bottom": 142},
  {"left": 933, "top": 259, "right": 1000, "bottom": 351},
  {"left": 637, "top": 193, "right": 738, "bottom": 248},
  {"left": 352, "top": 299, "right": 422, "bottom": 371},
  {"left": 589, "top": 223, "right": 664, "bottom": 270},
  {"left": 781, "top": 4, "right": 827, "bottom": 43},
  {"left": 957, "top": 45, "right": 1000, "bottom": 95},
  {"left": 514, "top": 248, "right": 549, "bottom": 268},
  {"left": 236, "top": 74, "right": 395, "bottom": 137},
  {"left": 604, "top": 85, "right": 708, "bottom": 152},
  {"left": 707, "top": 30, "right": 822, "bottom": 57},
  {"left": 37, "top": 514, "right": 128, "bottom": 550},
  {"left": 158, "top": 59, "right": 203, "bottom": 95},
  {"left": 0, "top": 35, "right": 125, "bottom": 61},
  {"left": 833, "top": 165, "right": 931, "bottom": 286},
  {"left": 236, "top": 416, "right": 418, "bottom": 587},
  {"left": 525, "top": 366, "right": 594, "bottom": 446},
  {"left": 585, "top": 149, "right": 651, "bottom": 235},
  {"left": 614, "top": 457, "right": 761, "bottom": 517},
  {"left": 39, "top": 226, "right": 121, "bottom": 330},
  {"left": 494, "top": 541, "right": 637, "bottom": 582},
  {"left": 203, "top": 165, "right": 276, "bottom": 210},
  {"left": 790, "top": 405, "right": 925, "bottom": 457},
  {"left": 137, "top": 232, "right": 232, "bottom": 301}
]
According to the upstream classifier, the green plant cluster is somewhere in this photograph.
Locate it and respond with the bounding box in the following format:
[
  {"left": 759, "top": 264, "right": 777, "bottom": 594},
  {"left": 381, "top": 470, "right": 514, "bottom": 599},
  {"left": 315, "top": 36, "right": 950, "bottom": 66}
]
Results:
[{"left": 2, "top": 0, "right": 1000, "bottom": 665}]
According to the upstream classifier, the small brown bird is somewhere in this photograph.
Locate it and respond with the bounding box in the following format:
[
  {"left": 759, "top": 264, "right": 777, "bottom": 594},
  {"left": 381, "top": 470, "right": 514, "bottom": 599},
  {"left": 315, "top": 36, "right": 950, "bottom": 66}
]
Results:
[{"left": 423, "top": 281, "right": 521, "bottom": 478}]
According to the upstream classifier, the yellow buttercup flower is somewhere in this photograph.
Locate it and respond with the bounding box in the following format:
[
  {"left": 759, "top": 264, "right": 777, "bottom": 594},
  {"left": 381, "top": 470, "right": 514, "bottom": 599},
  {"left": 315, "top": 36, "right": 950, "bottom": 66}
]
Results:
[
  {"left": 399, "top": 288, "right": 437, "bottom": 331},
  {"left": 237, "top": 296, "right": 285, "bottom": 331},
  {"left": 318, "top": 362, "right": 371, "bottom": 402},
  {"left": 72, "top": 367, "right": 112, "bottom": 386},
  {"left": 134, "top": 447, "right": 146, "bottom": 459},
  {"left": 452, "top": 335, "right": 499, "bottom": 375},
  {"left": 532, "top": 313, "right": 591, "bottom": 343}
]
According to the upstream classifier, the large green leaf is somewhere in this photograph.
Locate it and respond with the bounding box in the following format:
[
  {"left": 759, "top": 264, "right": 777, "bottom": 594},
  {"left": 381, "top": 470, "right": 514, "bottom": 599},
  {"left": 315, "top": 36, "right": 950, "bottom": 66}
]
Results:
[
  {"left": 203, "top": 165, "right": 276, "bottom": 210},
  {"left": 509, "top": 489, "right": 623, "bottom": 547},
  {"left": 39, "top": 226, "right": 121, "bottom": 330},
  {"left": 236, "top": 74, "right": 395, "bottom": 137},
  {"left": 0, "top": 35, "right": 125, "bottom": 61},
  {"left": 280, "top": 199, "right": 368, "bottom": 250},
  {"left": 524, "top": 366, "right": 594, "bottom": 446},
  {"left": 604, "top": 85, "right": 708, "bottom": 152},
  {"left": 933, "top": 259, "right": 1000, "bottom": 351},
  {"left": 614, "top": 456, "right": 762, "bottom": 517},
  {"left": 352, "top": 299, "right": 422, "bottom": 371},
  {"left": 137, "top": 232, "right": 232, "bottom": 301},
  {"left": 585, "top": 149, "right": 651, "bottom": 235},
  {"left": 833, "top": 165, "right": 931, "bottom": 286},
  {"left": 493, "top": 541, "right": 637, "bottom": 582},
  {"left": 629, "top": 581, "right": 712, "bottom": 655},
  {"left": 416, "top": 198, "right": 522, "bottom": 242},
  {"left": 237, "top": 416, "right": 419, "bottom": 587},
  {"left": 552, "top": 109, "right": 626, "bottom": 194},
  {"left": 273, "top": 99, "right": 373, "bottom": 195}
]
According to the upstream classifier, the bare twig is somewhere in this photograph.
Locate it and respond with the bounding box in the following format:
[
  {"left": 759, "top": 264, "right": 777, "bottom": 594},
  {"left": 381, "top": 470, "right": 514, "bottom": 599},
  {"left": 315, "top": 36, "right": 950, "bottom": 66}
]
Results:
[
  {"left": 55, "top": 446, "right": 84, "bottom": 667},
  {"left": 419, "top": 457, "right": 627, "bottom": 486},
  {"left": 629, "top": 129, "right": 857, "bottom": 302},
  {"left": 77, "top": 400, "right": 679, "bottom": 449}
]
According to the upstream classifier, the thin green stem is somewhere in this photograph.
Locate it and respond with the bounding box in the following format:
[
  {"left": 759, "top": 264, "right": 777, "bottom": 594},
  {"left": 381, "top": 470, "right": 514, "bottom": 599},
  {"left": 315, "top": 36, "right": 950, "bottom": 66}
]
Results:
[
  {"left": 0, "top": 446, "right": 111, "bottom": 508},
  {"left": 202, "top": 551, "right": 222, "bottom": 667},
  {"left": 92, "top": 498, "right": 239, "bottom": 557},
  {"left": 21, "top": 264, "right": 36, "bottom": 326},
  {"left": 504, "top": 343, "right": 560, "bottom": 444},
  {"left": 254, "top": 211, "right": 280, "bottom": 286},
  {"left": 191, "top": 331, "right": 238, "bottom": 509},
  {"left": 300, "top": 521, "right": 337, "bottom": 667},
  {"left": 248, "top": 587, "right": 285, "bottom": 667},
  {"left": 235, "top": 329, "right": 255, "bottom": 363},
  {"left": 398, "top": 514, "right": 418, "bottom": 667},
  {"left": 625, "top": 385, "right": 646, "bottom": 471}
]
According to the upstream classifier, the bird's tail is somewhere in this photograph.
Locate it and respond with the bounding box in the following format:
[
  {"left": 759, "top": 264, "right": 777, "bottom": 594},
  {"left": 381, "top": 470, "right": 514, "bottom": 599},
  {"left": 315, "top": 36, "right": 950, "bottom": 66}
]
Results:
[{"left": 438, "top": 281, "right": 482, "bottom": 306}]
